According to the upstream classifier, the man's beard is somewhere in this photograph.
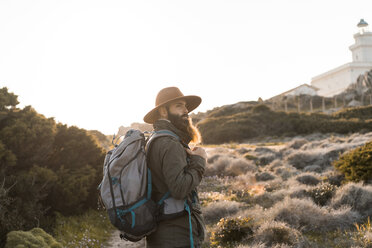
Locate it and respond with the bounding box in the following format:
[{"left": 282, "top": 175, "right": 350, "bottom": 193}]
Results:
[{"left": 167, "top": 111, "right": 201, "bottom": 144}]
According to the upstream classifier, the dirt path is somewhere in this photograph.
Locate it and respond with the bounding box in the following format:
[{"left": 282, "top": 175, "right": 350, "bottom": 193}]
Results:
[{"left": 104, "top": 230, "right": 145, "bottom": 248}]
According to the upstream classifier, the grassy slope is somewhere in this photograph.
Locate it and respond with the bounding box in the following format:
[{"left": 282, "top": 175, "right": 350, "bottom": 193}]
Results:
[{"left": 197, "top": 105, "right": 372, "bottom": 144}]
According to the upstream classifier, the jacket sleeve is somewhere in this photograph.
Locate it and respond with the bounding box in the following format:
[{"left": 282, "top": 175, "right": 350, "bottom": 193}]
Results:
[{"left": 156, "top": 137, "right": 206, "bottom": 200}]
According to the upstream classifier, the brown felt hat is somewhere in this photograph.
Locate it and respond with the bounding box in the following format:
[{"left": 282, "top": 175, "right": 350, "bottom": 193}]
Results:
[{"left": 143, "top": 87, "right": 202, "bottom": 124}]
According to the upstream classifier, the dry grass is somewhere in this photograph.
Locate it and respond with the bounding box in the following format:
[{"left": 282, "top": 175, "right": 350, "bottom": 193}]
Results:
[
  {"left": 331, "top": 182, "right": 372, "bottom": 217},
  {"left": 253, "top": 190, "right": 288, "bottom": 209},
  {"left": 267, "top": 197, "right": 361, "bottom": 232},
  {"left": 253, "top": 221, "right": 306, "bottom": 247},
  {"left": 200, "top": 132, "right": 372, "bottom": 247},
  {"left": 295, "top": 172, "right": 321, "bottom": 186},
  {"left": 202, "top": 200, "right": 246, "bottom": 224},
  {"left": 255, "top": 171, "right": 276, "bottom": 182},
  {"left": 206, "top": 155, "right": 257, "bottom": 177}
]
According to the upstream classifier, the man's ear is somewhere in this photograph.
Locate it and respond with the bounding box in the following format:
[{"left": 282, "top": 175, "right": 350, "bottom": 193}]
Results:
[{"left": 158, "top": 106, "right": 168, "bottom": 119}]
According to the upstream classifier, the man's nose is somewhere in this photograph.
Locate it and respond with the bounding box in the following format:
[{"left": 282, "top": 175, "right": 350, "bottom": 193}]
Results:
[{"left": 183, "top": 107, "right": 188, "bottom": 114}]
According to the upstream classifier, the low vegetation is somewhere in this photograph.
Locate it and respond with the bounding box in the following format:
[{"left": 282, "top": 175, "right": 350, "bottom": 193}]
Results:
[
  {"left": 5, "top": 228, "right": 62, "bottom": 248},
  {"left": 333, "top": 140, "right": 372, "bottom": 183},
  {"left": 53, "top": 210, "right": 114, "bottom": 248},
  {"left": 197, "top": 105, "right": 372, "bottom": 144},
  {"left": 0, "top": 88, "right": 109, "bottom": 247},
  {"left": 210, "top": 217, "right": 254, "bottom": 247},
  {"left": 201, "top": 131, "right": 372, "bottom": 247}
]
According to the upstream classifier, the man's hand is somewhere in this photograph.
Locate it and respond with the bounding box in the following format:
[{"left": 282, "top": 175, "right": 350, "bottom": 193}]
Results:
[{"left": 185, "top": 147, "right": 207, "bottom": 160}]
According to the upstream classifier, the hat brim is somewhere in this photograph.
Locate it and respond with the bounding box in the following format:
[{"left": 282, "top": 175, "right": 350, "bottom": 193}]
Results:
[{"left": 143, "top": 95, "right": 201, "bottom": 124}]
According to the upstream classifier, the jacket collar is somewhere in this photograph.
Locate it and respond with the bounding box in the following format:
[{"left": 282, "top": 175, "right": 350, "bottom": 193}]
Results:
[{"left": 153, "top": 119, "right": 192, "bottom": 144}]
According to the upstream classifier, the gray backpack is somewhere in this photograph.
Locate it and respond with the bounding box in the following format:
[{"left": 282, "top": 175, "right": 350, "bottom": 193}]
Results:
[{"left": 98, "top": 129, "right": 193, "bottom": 243}]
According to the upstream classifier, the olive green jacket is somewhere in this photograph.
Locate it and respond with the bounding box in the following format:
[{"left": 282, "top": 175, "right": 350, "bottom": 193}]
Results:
[{"left": 146, "top": 120, "right": 206, "bottom": 248}]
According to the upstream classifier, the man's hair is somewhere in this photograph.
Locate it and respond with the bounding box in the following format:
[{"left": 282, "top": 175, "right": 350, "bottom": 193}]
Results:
[{"left": 188, "top": 119, "right": 201, "bottom": 144}]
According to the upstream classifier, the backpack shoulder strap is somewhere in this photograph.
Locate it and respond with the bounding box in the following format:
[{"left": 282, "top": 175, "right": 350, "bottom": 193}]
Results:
[
  {"left": 145, "top": 130, "right": 180, "bottom": 203},
  {"left": 145, "top": 130, "right": 181, "bottom": 152}
]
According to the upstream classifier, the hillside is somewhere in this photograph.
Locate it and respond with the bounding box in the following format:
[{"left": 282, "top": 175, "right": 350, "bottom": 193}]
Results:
[
  {"left": 197, "top": 105, "right": 372, "bottom": 144},
  {"left": 194, "top": 70, "right": 372, "bottom": 144}
]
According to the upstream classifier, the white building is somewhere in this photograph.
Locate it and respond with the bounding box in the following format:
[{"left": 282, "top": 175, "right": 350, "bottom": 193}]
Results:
[
  {"left": 282, "top": 84, "right": 318, "bottom": 97},
  {"left": 269, "top": 84, "right": 318, "bottom": 101},
  {"left": 311, "top": 19, "right": 372, "bottom": 97}
]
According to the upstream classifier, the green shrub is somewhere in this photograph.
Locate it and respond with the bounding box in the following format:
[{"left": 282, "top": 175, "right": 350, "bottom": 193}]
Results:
[
  {"left": 243, "top": 153, "right": 257, "bottom": 161},
  {"left": 210, "top": 217, "right": 254, "bottom": 247},
  {"left": 0, "top": 166, "right": 58, "bottom": 245},
  {"left": 5, "top": 228, "right": 62, "bottom": 248},
  {"left": 48, "top": 165, "right": 97, "bottom": 215},
  {"left": 333, "top": 141, "right": 372, "bottom": 183},
  {"left": 334, "top": 105, "right": 372, "bottom": 120},
  {"left": 0, "top": 87, "right": 107, "bottom": 245},
  {"left": 307, "top": 183, "right": 337, "bottom": 206},
  {"left": 251, "top": 104, "right": 272, "bottom": 113}
]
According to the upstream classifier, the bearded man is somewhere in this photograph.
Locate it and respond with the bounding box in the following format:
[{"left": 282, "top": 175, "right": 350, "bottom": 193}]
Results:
[{"left": 143, "top": 87, "right": 207, "bottom": 248}]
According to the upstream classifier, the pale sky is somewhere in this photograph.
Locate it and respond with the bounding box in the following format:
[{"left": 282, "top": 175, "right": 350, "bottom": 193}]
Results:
[{"left": 1, "top": 0, "right": 371, "bottom": 134}]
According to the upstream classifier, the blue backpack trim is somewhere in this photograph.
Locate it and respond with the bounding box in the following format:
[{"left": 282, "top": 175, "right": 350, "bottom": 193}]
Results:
[
  {"left": 115, "top": 197, "right": 148, "bottom": 228},
  {"left": 157, "top": 191, "right": 170, "bottom": 205},
  {"left": 130, "top": 211, "right": 135, "bottom": 228},
  {"left": 184, "top": 201, "right": 194, "bottom": 248}
]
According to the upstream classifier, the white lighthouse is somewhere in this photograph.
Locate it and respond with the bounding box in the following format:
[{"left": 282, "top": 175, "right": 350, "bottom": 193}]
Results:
[{"left": 311, "top": 19, "right": 372, "bottom": 96}]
